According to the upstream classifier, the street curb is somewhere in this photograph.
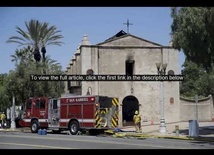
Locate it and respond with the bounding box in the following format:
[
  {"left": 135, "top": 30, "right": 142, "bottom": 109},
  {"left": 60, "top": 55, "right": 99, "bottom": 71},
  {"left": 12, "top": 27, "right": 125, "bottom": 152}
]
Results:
[
  {"left": 0, "top": 129, "right": 20, "bottom": 132},
  {"left": 110, "top": 132, "right": 214, "bottom": 142},
  {"left": 112, "top": 132, "right": 191, "bottom": 140}
]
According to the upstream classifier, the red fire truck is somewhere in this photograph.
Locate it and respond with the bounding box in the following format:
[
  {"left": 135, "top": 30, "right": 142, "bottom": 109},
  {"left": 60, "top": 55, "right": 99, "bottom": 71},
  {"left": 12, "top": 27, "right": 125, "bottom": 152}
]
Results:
[{"left": 18, "top": 95, "right": 119, "bottom": 135}]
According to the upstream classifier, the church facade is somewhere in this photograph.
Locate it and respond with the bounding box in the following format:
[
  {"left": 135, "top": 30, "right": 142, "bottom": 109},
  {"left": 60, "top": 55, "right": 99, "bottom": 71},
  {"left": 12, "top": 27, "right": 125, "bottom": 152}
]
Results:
[{"left": 64, "top": 30, "right": 180, "bottom": 127}]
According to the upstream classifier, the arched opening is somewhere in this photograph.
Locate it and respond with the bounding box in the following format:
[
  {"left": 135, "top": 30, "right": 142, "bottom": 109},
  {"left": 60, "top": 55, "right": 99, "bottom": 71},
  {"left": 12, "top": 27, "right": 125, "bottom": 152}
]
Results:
[{"left": 122, "top": 95, "right": 139, "bottom": 126}]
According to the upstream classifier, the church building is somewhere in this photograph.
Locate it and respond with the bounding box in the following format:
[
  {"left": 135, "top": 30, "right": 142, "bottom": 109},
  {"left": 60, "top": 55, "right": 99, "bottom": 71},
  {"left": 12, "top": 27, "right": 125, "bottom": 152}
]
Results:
[{"left": 64, "top": 30, "right": 180, "bottom": 128}]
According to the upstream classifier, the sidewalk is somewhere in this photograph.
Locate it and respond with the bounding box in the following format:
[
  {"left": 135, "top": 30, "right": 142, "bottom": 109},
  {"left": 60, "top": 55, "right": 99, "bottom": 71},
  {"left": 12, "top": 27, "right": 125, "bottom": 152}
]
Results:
[
  {"left": 0, "top": 127, "right": 29, "bottom": 132},
  {"left": 118, "top": 121, "right": 214, "bottom": 141}
]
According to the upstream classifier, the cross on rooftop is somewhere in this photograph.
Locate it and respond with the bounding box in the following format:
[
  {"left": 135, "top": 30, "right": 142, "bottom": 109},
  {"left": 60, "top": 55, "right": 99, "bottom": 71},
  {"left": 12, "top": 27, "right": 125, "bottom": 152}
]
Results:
[{"left": 123, "top": 19, "right": 133, "bottom": 34}]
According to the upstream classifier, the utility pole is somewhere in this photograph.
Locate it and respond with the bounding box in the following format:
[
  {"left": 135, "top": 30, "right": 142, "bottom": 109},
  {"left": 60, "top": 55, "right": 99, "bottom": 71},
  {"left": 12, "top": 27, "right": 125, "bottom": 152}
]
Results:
[
  {"left": 156, "top": 48, "right": 167, "bottom": 133},
  {"left": 195, "top": 95, "right": 198, "bottom": 121},
  {"left": 10, "top": 95, "right": 16, "bottom": 129}
]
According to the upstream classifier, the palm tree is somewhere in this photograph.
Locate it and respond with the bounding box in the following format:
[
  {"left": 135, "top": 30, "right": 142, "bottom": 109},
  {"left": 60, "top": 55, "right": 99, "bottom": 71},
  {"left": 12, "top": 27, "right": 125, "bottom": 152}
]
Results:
[
  {"left": 11, "top": 46, "right": 34, "bottom": 66},
  {"left": 36, "top": 55, "right": 62, "bottom": 74},
  {"left": 7, "top": 19, "right": 64, "bottom": 62},
  {"left": 11, "top": 49, "right": 24, "bottom": 65},
  {"left": 37, "top": 55, "right": 64, "bottom": 97}
]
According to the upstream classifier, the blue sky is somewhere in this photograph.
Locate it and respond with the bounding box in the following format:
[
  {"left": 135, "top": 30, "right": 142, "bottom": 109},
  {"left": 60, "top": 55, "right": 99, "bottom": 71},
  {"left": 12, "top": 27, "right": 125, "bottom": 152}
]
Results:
[{"left": 0, "top": 7, "right": 185, "bottom": 74}]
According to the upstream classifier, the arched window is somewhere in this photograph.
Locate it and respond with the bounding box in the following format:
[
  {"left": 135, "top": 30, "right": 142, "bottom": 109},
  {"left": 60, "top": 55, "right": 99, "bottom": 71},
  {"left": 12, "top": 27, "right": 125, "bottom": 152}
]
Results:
[{"left": 86, "top": 69, "right": 94, "bottom": 75}]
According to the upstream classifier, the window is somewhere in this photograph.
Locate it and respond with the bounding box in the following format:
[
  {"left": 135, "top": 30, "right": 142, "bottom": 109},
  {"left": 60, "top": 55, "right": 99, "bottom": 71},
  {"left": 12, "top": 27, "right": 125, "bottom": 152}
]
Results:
[
  {"left": 168, "top": 70, "right": 175, "bottom": 75},
  {"left": 35, "top": 99, "right": 46, "bottom": 109},
  {"left": 40, "top": 100, "right": 46, "bottom": 109},
  {"left": 126, "top": 60, "right": 135, "bottom": 76},
  {"left": 99, "top": 97, "right": 111, "bottom": 108},
  {"left": 77, "top": 81, "right": 81, "bottom": 86},
  {"left": 53, "top": 100, "right": 58, "bottom": 109},
  {"left": 67, "top": 81, "right": 71, "bottom": 90},
  {"left": 86, "top": 69, "right": 94, "bottom": 75}
]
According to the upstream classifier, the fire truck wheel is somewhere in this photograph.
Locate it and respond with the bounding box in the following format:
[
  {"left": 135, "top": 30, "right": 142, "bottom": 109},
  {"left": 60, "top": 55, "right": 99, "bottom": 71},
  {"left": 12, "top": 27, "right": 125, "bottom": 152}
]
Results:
[
  {"left": 31, "top": 120, "right": 39, "bottom": 133},
  {"left": 69, "top": 121, "right": 79, "bottom": 135}
]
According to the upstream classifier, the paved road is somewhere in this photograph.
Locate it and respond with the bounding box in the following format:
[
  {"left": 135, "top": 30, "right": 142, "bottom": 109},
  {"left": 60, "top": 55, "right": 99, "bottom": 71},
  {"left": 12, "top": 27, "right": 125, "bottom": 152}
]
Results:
[{"left": 0, "top": 131, "right": 213, "bottom": 149}]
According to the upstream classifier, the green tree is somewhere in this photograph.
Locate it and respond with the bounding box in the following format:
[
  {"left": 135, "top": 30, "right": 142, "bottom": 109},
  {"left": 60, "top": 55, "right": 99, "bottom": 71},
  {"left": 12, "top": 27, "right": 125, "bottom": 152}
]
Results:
[
  {"left": 0, "top": 73, "right": 7, "bottom": 86},
  {"left": 0, "top": 74, "right": 10, "bottom": 111},
  {"left": 180, "top": 58, "right": 214, "bottom": 98},
  {"left": 11, "top": 46, "right": 34, "bottom": 66},
  {"left": 7, "top": 19, "right": 64, "bottom": 62},
  {"left": 171, "top": 7, "right": 214, "bottom": 72},
  {"left": 32, "top": 55, "right": 64, "bottom": 97},
  {"left": 197, "top": 69, "right": 214, "bottom": 97},
  {"left": 5, "top": 48, "right": 65, "bottom": 106},
  {"left": 180, "top": 59, "right": 204, "bottom": 97}
]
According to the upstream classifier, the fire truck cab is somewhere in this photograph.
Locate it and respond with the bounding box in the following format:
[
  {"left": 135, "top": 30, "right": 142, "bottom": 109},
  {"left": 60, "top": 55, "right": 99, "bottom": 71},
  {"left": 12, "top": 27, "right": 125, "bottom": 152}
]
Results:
[{"left": 18, "top": 95, "right": 119, "bottom": 135}]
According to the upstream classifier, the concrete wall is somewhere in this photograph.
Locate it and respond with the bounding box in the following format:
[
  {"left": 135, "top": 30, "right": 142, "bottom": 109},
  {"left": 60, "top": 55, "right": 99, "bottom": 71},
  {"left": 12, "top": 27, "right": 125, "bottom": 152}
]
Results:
[
  {"left": 180, "top": 95, "right": 214, "bottom": 121},
  {"left": 75, "top": 51, "right": 81, "bottom": 87},
  {"left": 71, "top": 57, "right": 76, "bottom": 86},
  {"left": 64, "top": 63, "right": 72, "bottom": 94},
  {"left": 64, "top": 45, "right": 82, "bottom": 94},
  {"left": 80, "top": 46, "right": 96, "bottom": 96}
]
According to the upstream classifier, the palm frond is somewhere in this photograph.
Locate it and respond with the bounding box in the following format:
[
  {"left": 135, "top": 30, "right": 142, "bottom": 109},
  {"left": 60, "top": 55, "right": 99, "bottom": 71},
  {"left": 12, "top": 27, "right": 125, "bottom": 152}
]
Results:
[
  {"left": 8, "top": 19, "right": 64, "bottom": 63},
  {"left": 16, "top": 26, "right": 31, "bottom": 41},
  {"left": 41, "top": 25, "right": 64, "bottom": 46}
]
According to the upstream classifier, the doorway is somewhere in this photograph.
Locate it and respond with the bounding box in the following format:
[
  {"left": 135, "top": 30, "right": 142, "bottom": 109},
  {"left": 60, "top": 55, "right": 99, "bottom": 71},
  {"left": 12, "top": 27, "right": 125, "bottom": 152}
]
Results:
[{"left": 122, "top": 95, "right": 139, "bottom": 126}]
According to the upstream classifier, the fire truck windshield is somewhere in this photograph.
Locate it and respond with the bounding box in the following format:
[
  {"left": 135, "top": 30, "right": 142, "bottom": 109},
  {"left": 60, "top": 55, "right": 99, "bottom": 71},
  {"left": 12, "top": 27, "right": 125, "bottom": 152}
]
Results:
[{"left": 99, "top": 97, "right": 111, "bottom": 108}]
